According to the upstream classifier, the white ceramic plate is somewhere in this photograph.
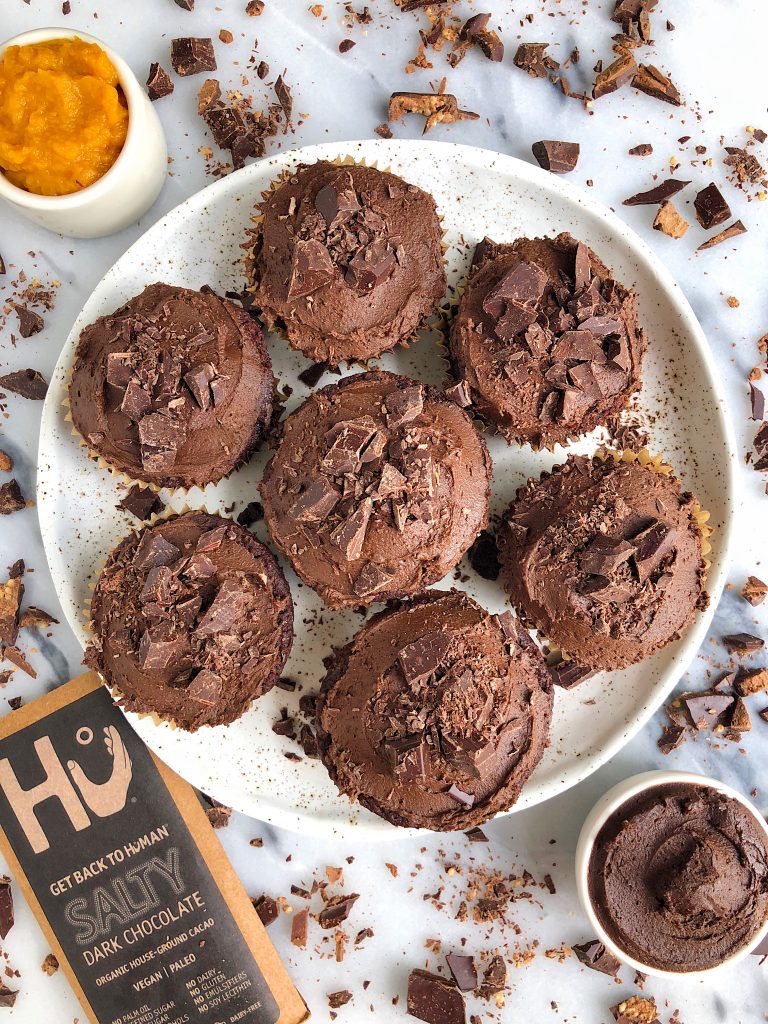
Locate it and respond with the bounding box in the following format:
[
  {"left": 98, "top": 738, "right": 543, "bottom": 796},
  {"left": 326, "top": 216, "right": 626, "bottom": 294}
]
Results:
[{"left": 38, "top": 140, "right": 737, "bottom": 839}]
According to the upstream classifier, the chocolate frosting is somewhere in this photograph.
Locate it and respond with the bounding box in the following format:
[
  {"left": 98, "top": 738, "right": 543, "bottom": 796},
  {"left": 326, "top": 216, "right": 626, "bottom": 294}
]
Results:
[
  {"left": 69, "top": 283, "right": 273, "bottom": 488},
  {"left": 588, "top": 782, "right": 768, "bottom": 971},
  {"left": 498, "top": 453, "right": 707, "bottom": 671},
  {"left": 449, "top": 233, "right": 645, "bottom": 448},
  {"left": 315, "top": 590, "right": 553, "bottom": 830},
  {"left": 86, "top": 511, "right": 293, "bottom": 731},
  {"left": 260, "top": 370, "right": 491, "bottom": 609},
  {"left": 246, "top": 160, "right": 446, "bottom": 363}
]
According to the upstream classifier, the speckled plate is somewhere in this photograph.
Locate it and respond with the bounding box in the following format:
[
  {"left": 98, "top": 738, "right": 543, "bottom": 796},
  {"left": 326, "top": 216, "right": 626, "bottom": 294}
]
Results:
[{"left": 38, "top": 140, "right": 736, "bottom": 839}]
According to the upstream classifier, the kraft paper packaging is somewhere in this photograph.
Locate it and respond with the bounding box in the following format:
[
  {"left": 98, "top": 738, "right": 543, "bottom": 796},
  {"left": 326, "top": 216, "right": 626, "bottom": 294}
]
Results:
[{"left": 0, "top": 672, "right": 308, "bottom": 1024}]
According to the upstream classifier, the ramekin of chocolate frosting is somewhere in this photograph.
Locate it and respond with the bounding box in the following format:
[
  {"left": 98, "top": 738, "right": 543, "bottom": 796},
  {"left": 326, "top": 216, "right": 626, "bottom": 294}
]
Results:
[{"left": 576, "top": 771, "right": 768, "bottom": 977}]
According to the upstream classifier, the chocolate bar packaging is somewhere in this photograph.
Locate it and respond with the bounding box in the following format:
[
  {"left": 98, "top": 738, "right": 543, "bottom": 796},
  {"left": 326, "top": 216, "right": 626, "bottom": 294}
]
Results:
[{"left": 0, "top": 672, "right": 308, "bottom": 1023}]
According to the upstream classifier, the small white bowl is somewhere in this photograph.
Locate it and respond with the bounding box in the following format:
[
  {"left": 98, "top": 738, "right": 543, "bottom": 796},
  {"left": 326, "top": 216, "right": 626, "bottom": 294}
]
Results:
[
  {"left": 575, "top": 769, "right": 768, "bottom": 980},
  {"left": 0, "top": 27, "right": 167, "bottom": 237}
]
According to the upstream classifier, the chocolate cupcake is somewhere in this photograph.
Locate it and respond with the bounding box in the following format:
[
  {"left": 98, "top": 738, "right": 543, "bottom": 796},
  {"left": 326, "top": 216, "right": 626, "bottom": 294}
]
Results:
[
  {"left": 315, "top": 590, "right": 553, "bottom": 831},
  {"left": 498, "top": 452, "right": 709, "bottom": 672},
  {"left": 260, "top": 370, "right": 491, "bottom": 609},
  {"left": 245, "top": 160, "right": 446, "bottom": 364},
  {"left": 449, "top": 233, "right": 645, "bottom": 448},
  {"left": 69, "top": 283, "right": 273, "bottom": 489},
  {"left": 588, "top": 781, "right": 768, "bottom": 972},
  {"left": 86, "top": 511, "right": 293, "bottom": 731}
]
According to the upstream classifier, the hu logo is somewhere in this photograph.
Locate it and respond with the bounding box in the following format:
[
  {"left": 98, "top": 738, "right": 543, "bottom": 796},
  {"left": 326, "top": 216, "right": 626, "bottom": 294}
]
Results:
[{"left": 0, "top": 725, "right": 133, "bottom": 854}]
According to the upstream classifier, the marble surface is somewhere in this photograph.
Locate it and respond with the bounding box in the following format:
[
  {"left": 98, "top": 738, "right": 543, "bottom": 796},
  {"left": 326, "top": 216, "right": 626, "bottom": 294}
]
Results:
[{"left": 1, "top": 0, "right": 767, "bottom": 1020}]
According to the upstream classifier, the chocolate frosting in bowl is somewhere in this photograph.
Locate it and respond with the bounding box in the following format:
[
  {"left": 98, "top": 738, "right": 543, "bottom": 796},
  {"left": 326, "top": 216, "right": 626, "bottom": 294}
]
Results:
[
  {"left": 449, "top": 233, "right": 645, "bottom": 448},
  {"left": 260, "top": 370, "right": 491, "bottom": 609},
  {"left": 588, "top": 782, "right": 768, "bottom": 972},
  {"left": 245, "top": 160, "right": 446, "bottom": 364},
  {"left": 498, "top": 453, "right": 708, "bottom": 672},
  {"left": 69, "top": 283, "right": 273, "bottom": 489},
  {"left": 86, "top": 511, "right": 293, "bottom": 731},
  {"left": 315, "top": 590, "right": 553, "bottom": 831}
]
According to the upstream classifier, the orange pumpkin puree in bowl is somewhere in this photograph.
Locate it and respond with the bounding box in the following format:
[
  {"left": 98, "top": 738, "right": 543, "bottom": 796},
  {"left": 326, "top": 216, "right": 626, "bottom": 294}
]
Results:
[{"left": 0, "top": 38, "right": 129, "bottom": 196}]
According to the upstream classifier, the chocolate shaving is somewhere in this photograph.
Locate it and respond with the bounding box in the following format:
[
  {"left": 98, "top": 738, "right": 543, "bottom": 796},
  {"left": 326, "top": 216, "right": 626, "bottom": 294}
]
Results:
[
  {"left": 531, "top": 140, "right": 580, "bottom": 174},
  {"left": 0, "top": 369, "right": 48, "bottom": 400},
  {"left": 750, "top": 383, "right": 765, "bottom": 422},
  {"left": 274, "top": 75, "right": 293, "bottom": 121},
  {"left": 623, "top": 179, "right": 690, "bottom": 206}
]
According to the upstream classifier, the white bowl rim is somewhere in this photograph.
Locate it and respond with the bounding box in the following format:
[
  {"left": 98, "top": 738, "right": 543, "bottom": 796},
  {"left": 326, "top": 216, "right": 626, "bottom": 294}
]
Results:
[
  {"left": 0, "top": 26, "right": 143, "bottom": 209},
  {"left": 575, "top": 769, "right": 768, "bottom": 979}
]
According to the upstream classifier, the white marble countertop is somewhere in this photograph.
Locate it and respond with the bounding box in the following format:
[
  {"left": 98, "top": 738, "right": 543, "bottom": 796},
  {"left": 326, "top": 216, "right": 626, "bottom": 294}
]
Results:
[{"left": 1, "top": 0, "right": 768, "bottom": 1020}]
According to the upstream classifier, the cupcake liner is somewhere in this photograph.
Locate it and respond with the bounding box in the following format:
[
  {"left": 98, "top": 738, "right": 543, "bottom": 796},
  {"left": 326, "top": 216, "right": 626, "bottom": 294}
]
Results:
[
  {"left": 241, "top": 153, "right": 449, "bottom": 367},
  {"left": 507, "top": 447, "right": 714, "bottom": 671}
]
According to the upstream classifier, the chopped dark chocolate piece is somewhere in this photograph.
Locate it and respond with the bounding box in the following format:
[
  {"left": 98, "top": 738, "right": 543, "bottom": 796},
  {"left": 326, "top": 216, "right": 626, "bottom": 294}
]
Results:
[
  {"left": 352, "top": 562, "right": 394, "bottom": 598},
  {"left": 697, "top": 219, "right": 747, "bottom": 250},
  {"left": 196, "top": 578, "right": 250, "bottom": 635},
  {"left": 447, "top": 784, "right": 475, "bottom": 808},
  {"left": 138, "top": 413, "right": 186, "bottom": 471},
  {"left": 146, "top": 62, "right": 174, "bottom": 101},
  {"left": 468, "top": 530, "right": 500, "bottom": 580},
  {"left": 188, "top": 669, "right": 222, "bottom": 706},
  {"left": 460, "top": 13, "right": 504, "bottom": 62},
  {"left": 398, "top": 629, "right": 451, "bottom": 685},
  {"left": 531, "top": 140, "right": 580, "bottom": 174},
  {"left": 318, "top": 892, "right": 359, "bottom": 928},
  {"left": 694, "top": 183, "right": 731, "bottom": 230},
  {"left": 0, "top": 368, "right": 48, "bottom": 400},
  {"left": 682, "top": 692, "right": 734, "bottom": 730},
  {"left": 630, "top": 520, "right": 674, "bottom": 581},
  {"left": 0, "top": 982, "right": 17, "bottom": 1008},
  {"left": 274, "top": 75, "right": 292, "bottom": 121},
  {"left": 345, "top": 238, "right": 397, "bottom": 294},
  {"left": 551, "top": 661, "right": 594, "bottom": 688},
  {"left": 446, "top": 952, "right": 477, "bottom": 992},
  {"left": 407, "top": 969, "right": 465, "bottom": 1024},
  {"left": 133, "top": 532, "right": 180, "bottom": 569},
  {"left": 593, "top": 52, "right": 637, "bottom": 99},
  {"left": 288, "top": 238, "right": 336, "bottom": 298},
  {"left": 580, "top": 535, "right": 634, "bottom": 575},
  {"left": 632, "top": 63, "right": 681, "bottom": 105},
  {"left": 339, "top": 38, "right": 356, "bottom": 53},
  {"left": 298, "top": 361, "right": 330, "bottom": 388},
  {"left": 464, "top": 826, "right": 489, "bottom": 843},
  {"left": 444, "top": 380, "right": 471, "bottom": 407},
  {"left": 657, "top": 723, "right": 686, "bottom": 754},
  {"left": 743, "top": 575, "right": 768, "bottom": 606},
  {"left": 572, "top": 939, "right": 621, "bottom": 976},
  {"left": 330, "top": 499, "right": 372, "bottom": 560},
  {"left": 0, "top": 480, "right": 25, "bottom": 516},
  {"left": 197, "top": 77, "right": 221, "bottom": 114},
  {"left": 388, "top": 89, "right": 479, "bottom": 134},
  {"left": 3, "top": 647, "right": 35, "bottom": 678},
  {"left": 170, "top": 37, "right": 217, "bottom": 76},
  {"left": 174, "top": 0, "right": 194, "bottom": 9},
  {"left": 751, "top": 383, "right": 765, "bottom": 422},
  {"left": 723, "top": 632, "right": 764, "bottom": 655},
  {"left": 314, "top": 178, "right": 361, "bottom": 227},
  {"left": 329, "top": 991, "right": 353, "bottom": 1008},
  {"left": 628, "top": 143, "right": 653, "bottom": 156},
  {"left": 374, "top": 122, "right": 393, "bottom": 139},
  {"left": 12, "top": 303, "right": 44, "bottom": 337},
  {"left": 754, "top": 422, "right": 768, "bottom": 471},
  {"left": 623, "top": 179, "right": 690, "bottom": 206},
  {"left": 478, "top": 955, "right": 506, "bottom": 998},
  {"left": 513, "top": 41, "right": 553, "bottom": 79},
  {"left": 184, "top": 362, "right": 216, "bottom": 410},
  {"left": 0, "top": 576, "right": 23, "bottom": 646},
  {"left": 735, "top": 666, "right": 768, "bottom": 697},
  {"left": 118, "top": 484, "right": 165, "bottom": 522},
  {"left": 19, "top": 606, "right": 58, "bottom": 629},
  {"left": 385, "top": 385, "right": 424, "bottom": 428},
  {"left": 253, "top": 894, "right": 278, "bottom": 926},
  {"left": 205, "top": 799, "right": 231, "bottom": 829},
  {"left": 0, "top": 878, "right": 13, "bottom": 940},
  {"left": 730, "top": 695, "right": 752, "bottom": 732},
  {"left": 653, "top": 201, "right": 689, "bottom": 239},
  {"left": 236, "top": 501, "right": 264, "bottom": 527}
]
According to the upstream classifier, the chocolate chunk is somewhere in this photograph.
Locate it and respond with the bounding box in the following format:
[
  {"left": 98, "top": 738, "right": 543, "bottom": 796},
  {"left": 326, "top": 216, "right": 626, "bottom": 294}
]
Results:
[
  {"left": 697, "top": 220, "right": 747, "bottom": 251},
  {"left": 551, "top": 661, "right": 594, "bottom": 689},
  {"left": 314, "top": 177, "right": 361, "bottom": 227},
  {"left": 4, "top": 647, "right": 35, "bottom": 678},
  {"left": 0, "top": 877, "right": 12, "bottom": 941},
  {"left": 146, "top": 62, "right": 174, "bottom": 100},
  {"left": 345, "top": 238, "right": 397, "bottom": 294},
  {"left": 338, "top": 39, "right": 356, "bottom": 53},
  {"left": 0, "top": 480, "right": 25, "bottom": 516},
  {"left": 388, "top": 90, "right": 479, "bottom": 134},
  {"left": 121, "top": 380, "right": 152, "bottom": 421},
  {"left": 330, "top": 499, "right": 372, "bottom": 560},
  {"left": 460, "top": 14, "right": 504, "bottom": 62},
  {"left": 464, "top": 826, "right": 488, "bottom": 842},
  {"left": 352, "top": 562, "right": 395, "bottom": 598},
  {"left": 188, "top": 669, "right": 222, "bottom": 706},
  {"left": 754, "top": 422, "right": 768, "bottom": 472},
  {"left": 632, "top": 63, "right": 681, "bottom": 105},
  {"left": 468, "top": 530, "right": 500, "bottom": 580},
  {"left": 447, "top": 784, "right": 475, "bottom": 808},
  {"left": 551, "top": 330, "right": 605, "bottom": 364},
  {"left": 184, "top": 362, "right": 216, "bottom": 410},
  {"left": 730, "top": 696, "right": 752, "bottom": 732},
  {"left": 751, "top": 384, "right": 765, "bottom": 422},
  {"left": 138, "top": 413, "right": 187, "bottom": 471},
  {"left": 445, "top": 380, "right": 471, "bottom": 407},
  {"left": 398, "top": 630, "right": 451, "bottom": 685},
  {"left": 446, "top": 952, "right": 477, "bottom": 991},
  {"left": 196, "top": 524, "right": 228, "bottom": 552},
  {"left": 407, "top": 969, "right": 465, "bottom": 1024},
  {"left": 323, "top": 418, "right": 378, "bottom": 475},
  {"left": 723, "top": 633, "right": 764, "bottom": 655},
  {"left": 513, "top": 41, "right": 554, "bottom": 79},
  {"left": 0, "top": 576, "right": 23, "bottom": 646},
  {"left": 623, "top": 179, "right": 690, "bottom": 205},
  {"left": 580, "top": 535, "right": 634, "bottom": 575},
  {"left": 8, "top": 560, "right": 24, "bottom": 580},
  {"left": 12, "top": 303, "right": 44, "bottom": 337},
  {"left": 478, "top": 955, "right": 506, "bottom": 998},
  {"left": 138, "top": 628, "right": 186, "bottom": 672},
  {"left": 0, "top": 982, "right": 17, "bottom": 1008},
  {"left": 318, "top": 892, "right": 359, "bottom": 928},
  {"left": 0, "top": 368, "right": 48, "bottom": 400},
  {"left": 653, "top": 201, "right": 689, "bottom": 239},
  {"left": 385, "top": 385, "right": 424, "bottom": 428},
  {"left": 118, "top": 484, "right": 165, "bottom": 522},
  {"left": 196, "top": 579, "right": 250, "bottom": 635},
  {"left": 657, "top": 723, "right": 686, "bottom": 754},
  {"left": 483, "top": 261, "right": 548, "bottom": 318},
  {"left": 170, "top": 37, "right": 217, "bottom": 76},
  {"left": 289, "top": 478, "right": 341, "bottom": 523},
  {"left": 630, "top": 520, "right": 674, "bottom": 581},
  {"left": 572, "top": 939, "right": 621, "bottom": 976},
  {"left": 289, "top": 238, "right": 336, "bottom": 298},
  {"left": 531, "top": 140, "right": 580, "bottom": 173},
  {"left": 42, "top": 952, "right": 58, "bottom": 975},
  {"left": 694, "top": 183, "right": 731, "bottom": 229},
  {"left": 577, "top": 315, "right": 623, "bottom": 337},
  {"left": 592, "top": 52, "right": 637, "bottom": 99},
  {"left": 133, "top": 533, "right": 180, "bottom": 569},
  {"left": 743, "top": 575, "right": 768, "bottom": 606},
  {"left": 682, "top": 692, "right": 734, "bottom": 730},
  {"left": 253, "top": 894, "right": 278, "bottom": 927},
  {"left": 183, "top": 553, "right": 216, "bottom": 579},
  {"left": 174, "top": 0, "right": 194, "bottom": 8},
  {"left": 105, "top": 351, "right": 133, "bottom": 388},
  {"left": 206, "top": 800, "right": 231, "bottom": 828},
  {"left": 736, "top": 667, "right": 768, "bottom": 696},
  {"left": 19, "top": 606, "right": 58, "bottom": 629},
  {"left": 629, "top": 143, "right": 653, "bottom": 157},
  {"left": 236, "top": 501, "right": 264, "bottom": 527},
  {"left": 298, "top": 361, "right": 330, "bottom": 388},
  {"left": 197, "top": 78, "right": 221, "bottom": 113},
  {"left": 274, "top": 75, "right": 293, "bottom": 121},
  {"left": 246, "top": 0, "right": 265, "bottom": 13},
  {"left": 290, "top": 908, "right": 309, "bottom": 948}
]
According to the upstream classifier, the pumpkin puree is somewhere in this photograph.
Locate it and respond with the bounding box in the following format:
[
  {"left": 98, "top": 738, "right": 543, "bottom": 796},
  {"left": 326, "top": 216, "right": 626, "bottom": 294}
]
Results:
[{"left": 0, "top": 38, "right": 129, "bottom": 196}]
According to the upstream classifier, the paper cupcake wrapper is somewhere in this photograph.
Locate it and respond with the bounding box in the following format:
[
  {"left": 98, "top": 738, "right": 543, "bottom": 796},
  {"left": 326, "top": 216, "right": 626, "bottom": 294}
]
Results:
[
  {"left": 512, "top": 446, "right": 713, "bottom": 670},
  {"left": 241, "top": 153, "right": 449, "bottom": 367}
]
